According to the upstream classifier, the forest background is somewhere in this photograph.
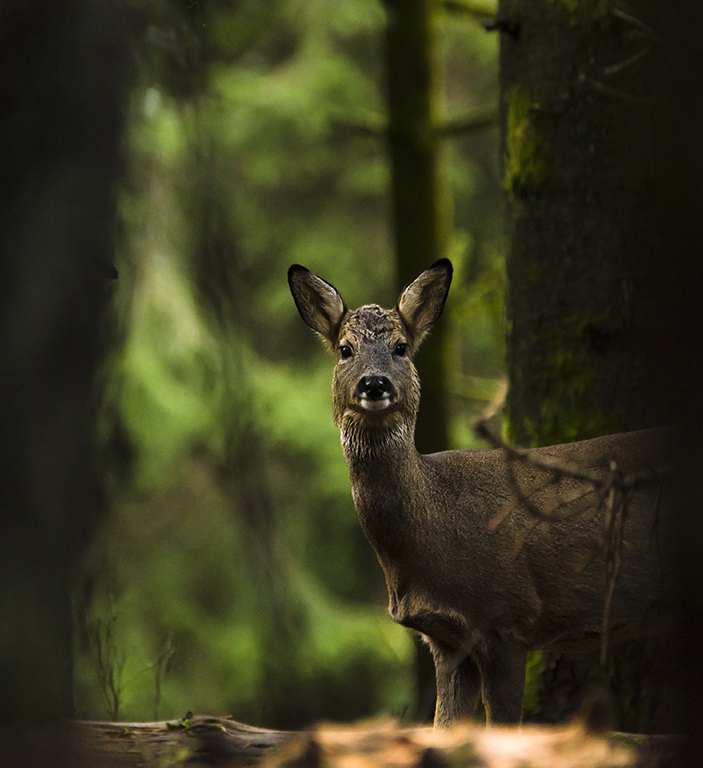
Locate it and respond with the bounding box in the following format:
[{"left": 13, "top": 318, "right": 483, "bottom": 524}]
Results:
[
  {"left": 4, "top": 0, "right": 700, "bottom": 741},
  {"left": 75, "top": 0, "right": 505, "bottom": 729}
]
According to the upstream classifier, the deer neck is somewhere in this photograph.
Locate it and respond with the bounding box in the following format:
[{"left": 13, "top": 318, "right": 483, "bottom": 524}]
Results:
[{"left": 339, "top": 414, "right": 425, "bottom": 566}]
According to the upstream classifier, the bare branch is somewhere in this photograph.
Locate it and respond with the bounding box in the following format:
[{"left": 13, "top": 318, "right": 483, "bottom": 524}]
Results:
[
  {"left": 611, "top": 7, "right": 657, "bottom": 40},
  {"left": 474, "top": 419, "right": 673, "bottom": 664},
  {"left": 576, "top": 72, "right": 651, "bottom": 104},
  {"left": 443, "top": 0, "right": 497, "bottom": 20},
  {"left": 474, "top": 419, "right": 609, "bottom": 488},
  {"left": 602, "top": 45, "right": 652, "bottom": 76},
  {"left": 474, "top": 418, "right": 676, "bottom": 494},
  {"left": 438, "top": 107, "right": 499, "bottom": 136}
]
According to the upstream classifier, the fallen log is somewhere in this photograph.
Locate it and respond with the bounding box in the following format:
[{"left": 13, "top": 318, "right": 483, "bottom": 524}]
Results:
[
  {"left": 76, "top": 715, "right": 290, "bottom": 766},
  {"left": 74, "top": 705, "right": 681, "bottom": 768}
]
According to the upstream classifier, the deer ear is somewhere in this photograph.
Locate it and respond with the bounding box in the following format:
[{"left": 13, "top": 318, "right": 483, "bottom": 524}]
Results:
[
  {"left": 288, "top": 264, "right": 347, "bottom": 351},
  {"left": 397, "top": 258, "right": 453, "bottom": 349}
]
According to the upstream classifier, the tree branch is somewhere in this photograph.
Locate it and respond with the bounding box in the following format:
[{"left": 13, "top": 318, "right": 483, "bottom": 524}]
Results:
[
  {"left": 438, "top": 107, "right": 499, "bottom": 136},
  {"left": 332, "top": 106, "right": 499, "bottom": 140},
  {"left": 443, "top": 0, "right": 497, "bottom": 20},
  {"left": 473, "top": 419, "right": 674, "bottom": 663}
]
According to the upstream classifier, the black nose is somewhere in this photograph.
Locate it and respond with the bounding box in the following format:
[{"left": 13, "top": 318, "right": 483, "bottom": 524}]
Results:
[{"left": 357, "top": 376, "right": 395, "bottom": 401}]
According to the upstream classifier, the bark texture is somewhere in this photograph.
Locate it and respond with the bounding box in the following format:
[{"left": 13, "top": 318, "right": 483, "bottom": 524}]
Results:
[
  {"left": 499, "top": 1, "right": 661, "bottom": 446},
  {"left": 497, "top": 1, "right": 676, "bottom": 731}
]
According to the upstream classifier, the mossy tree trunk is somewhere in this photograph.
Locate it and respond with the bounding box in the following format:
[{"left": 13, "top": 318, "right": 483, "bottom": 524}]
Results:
[
  {"left": 499, "top": 0, "right": 665, "bottom": 448},
  {"left": 498, "top": 0, "right": 673, "bottom": 730}
]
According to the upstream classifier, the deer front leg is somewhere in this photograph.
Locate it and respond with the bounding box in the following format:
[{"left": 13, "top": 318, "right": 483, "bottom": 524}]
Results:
[
  {"left": 430, "top": 642, "right": 482, "bottom": 727},
  {"left": 431, "top": 638, "right": 528, "bottom": 726},
  {"left": 478, "top": 638, "right": 527, "bottom": 725}
]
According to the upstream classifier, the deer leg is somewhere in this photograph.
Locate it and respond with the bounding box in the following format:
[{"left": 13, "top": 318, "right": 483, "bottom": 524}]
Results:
[
  {"left": 478, "top": 639, "right": 528, "bottom": 725},
  {"left": 430, "top": 642, "right": 482, "bottom": 727}
]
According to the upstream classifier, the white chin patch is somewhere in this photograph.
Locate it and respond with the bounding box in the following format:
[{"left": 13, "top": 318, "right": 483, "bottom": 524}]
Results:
[{"left": 359, "top": 396, "right": 392, "bottom": 411}]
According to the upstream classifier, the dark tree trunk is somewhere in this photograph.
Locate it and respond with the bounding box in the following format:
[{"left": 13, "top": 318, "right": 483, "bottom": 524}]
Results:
[
  {"left": 0, "top": 0, "right": 129, "bottom": 735},
  {"left": 497, "top": 1, "right": 677, "bottom": 731},
  {"left": 499, "top": 1, "right": 663, "bottom": 448},
  {"left": 641, "top": 2, "right": 703, "bottom": 760}
]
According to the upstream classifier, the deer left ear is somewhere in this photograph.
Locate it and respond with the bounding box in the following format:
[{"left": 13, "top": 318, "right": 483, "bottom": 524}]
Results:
[
  {"left": 397, "top": 258, "right": 453, "bottom": 349},
  {"left": 288, "top": 264, "right": 348, "bottom": 351}
]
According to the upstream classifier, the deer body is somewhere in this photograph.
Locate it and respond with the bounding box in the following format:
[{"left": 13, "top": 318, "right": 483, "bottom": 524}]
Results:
[{"left": 289, "top": 259, "right": 669, "bottom": 726}]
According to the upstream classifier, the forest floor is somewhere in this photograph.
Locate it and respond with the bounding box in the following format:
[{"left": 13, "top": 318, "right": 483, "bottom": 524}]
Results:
[{"left": 74, "top": 713, "right": 681, "bottom": 768}]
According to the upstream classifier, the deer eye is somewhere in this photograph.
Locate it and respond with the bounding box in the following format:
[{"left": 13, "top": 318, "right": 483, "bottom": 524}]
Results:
[
  {"left": 339, "top": 345, "right": 353, "bottom": 359},
  {"left": 394, "top": 342, "right": 409, "bottom": 357}
]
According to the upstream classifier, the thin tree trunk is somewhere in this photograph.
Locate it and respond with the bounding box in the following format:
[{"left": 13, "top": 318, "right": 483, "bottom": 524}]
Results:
[
  {"left": 383, "top": 0, "right": 452, "bottom": 721},
  {"left": 384, "top": 0, "right": 451, "bottom": 457}
]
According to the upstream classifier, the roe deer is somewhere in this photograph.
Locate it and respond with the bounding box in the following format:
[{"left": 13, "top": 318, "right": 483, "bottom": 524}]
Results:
[{"left": 288, "top": 258, "right": 672, "bottom": 726}]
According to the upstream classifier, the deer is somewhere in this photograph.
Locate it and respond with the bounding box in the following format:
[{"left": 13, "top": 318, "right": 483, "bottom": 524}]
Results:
[{"left": 288, "top": 257, "right": 672, "bottom": 727}]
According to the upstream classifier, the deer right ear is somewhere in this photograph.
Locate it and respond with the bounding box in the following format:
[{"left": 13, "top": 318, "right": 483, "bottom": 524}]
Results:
[
  {"left": 288, "top": 265, "right": 347, "bottom": 351},
  {"left": 397, "top": 258, "right": 453, "bottom": 349}
]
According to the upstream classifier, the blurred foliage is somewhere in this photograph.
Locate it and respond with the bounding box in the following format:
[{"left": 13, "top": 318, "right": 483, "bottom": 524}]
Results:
[{"left": 76, "top": 0, "right": 503, "bottom": 727}]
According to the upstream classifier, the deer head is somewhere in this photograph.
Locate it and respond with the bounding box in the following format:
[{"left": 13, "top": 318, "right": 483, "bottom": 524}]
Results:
[{"left": 288, "top": 260, "right": 453, "bottom": 454}]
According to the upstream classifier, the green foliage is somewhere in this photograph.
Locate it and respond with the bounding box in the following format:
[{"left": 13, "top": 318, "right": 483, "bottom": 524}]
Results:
[
  {"left": 80, "top": 0, "right": 504, "bottom": 727},
  {"left": 522, "top": 651, "right": 549, "bottom": 719}
]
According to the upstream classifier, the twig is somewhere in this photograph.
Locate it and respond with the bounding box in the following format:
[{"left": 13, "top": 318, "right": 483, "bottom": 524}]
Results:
[
  {"left": 601, "top": 484, "right": 631, "bottom": 664},
  {"left": 438, "top": 107, "right": 499, "bottom": 136},
  {"left": 611, "top": 7, "right": 657, "bottom": 40},
  {"left": 576, "top": 72, "right": 651, "bottom": 104},
  {"left": 474, "top": 418, "right": 675, "bottom": 493},
  {"left": 91, "top": 613, "right": 126, "bottom": 721},
  {"left": 474, "top": 419, "right": 673, "bottom": 664},
  {"left": 602, "top": 45, "right": 652, "bottom": 76},
  {"left": 475, "top": 419, "right": 609, "bottom": 488}
]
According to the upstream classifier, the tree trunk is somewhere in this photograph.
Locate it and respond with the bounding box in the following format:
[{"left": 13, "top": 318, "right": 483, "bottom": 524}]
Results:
[
  {"left": 497, "top": 0, "right": 673, "bottom": 730},
  {"left": 499, "top": 0, "right": 663, "bottom": 447},
  {"left": 383, "top": 0, "right": 452, "bottom": 721},
  {"left": 384, "top": 0, "right": 451, "bottom": 457},
  {"left": 0, "top": 0, "right": 129, "bottom": 734},
  {"left": 641, "top": 1, "right": 703, "bottom": 758}
]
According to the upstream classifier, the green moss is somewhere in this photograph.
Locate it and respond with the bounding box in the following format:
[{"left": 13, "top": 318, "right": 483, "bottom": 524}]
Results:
[
  {"left": 503, "top": 86, "right": 551, "bottom": 198},
  {"left": 548, "top": 0, "right": 609, "bottom": 25},
  {"left": 512, "top": 316, "right": 624, "bottom": 447},
  {"left": 533, "top": 359, "right": 618, "bottom": 447}
]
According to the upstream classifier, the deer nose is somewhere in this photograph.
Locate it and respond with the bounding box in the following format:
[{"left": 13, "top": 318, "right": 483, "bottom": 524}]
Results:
[{"left": 357, "top": 376, "right": 395, "bottom": 401}]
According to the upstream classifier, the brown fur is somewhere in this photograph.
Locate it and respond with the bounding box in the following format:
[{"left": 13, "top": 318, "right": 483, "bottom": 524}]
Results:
[{"left": 288, "top": 259, "right": 672, "bottom": 727}]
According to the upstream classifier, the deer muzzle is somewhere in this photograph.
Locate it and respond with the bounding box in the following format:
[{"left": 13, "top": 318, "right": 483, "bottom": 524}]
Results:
[{"left": 356, "top": 375, "right": 396, "bottom": 411}]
